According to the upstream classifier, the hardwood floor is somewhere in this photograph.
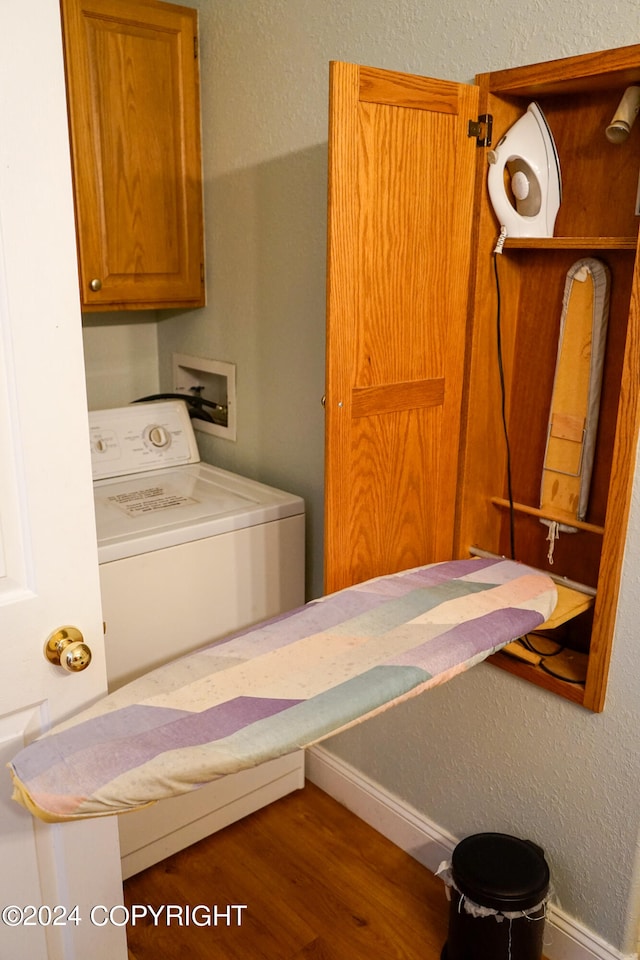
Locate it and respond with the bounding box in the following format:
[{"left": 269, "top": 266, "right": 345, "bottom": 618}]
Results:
[{"left": 124, "top": 783, "right": 451, "bottom": 959}]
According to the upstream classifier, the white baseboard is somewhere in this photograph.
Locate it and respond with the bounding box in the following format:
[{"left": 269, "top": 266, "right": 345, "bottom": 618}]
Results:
[{"left": 306, "top": 746, "right": 636, "bottom": 960}]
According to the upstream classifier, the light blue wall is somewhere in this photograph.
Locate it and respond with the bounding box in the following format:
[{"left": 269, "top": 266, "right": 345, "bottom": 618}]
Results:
[
  {"left": 148, "top": 1, "right": 640, "bottom": 951},
  {"left": 82, "top": 316, "right": 160, "bottom": 411}
]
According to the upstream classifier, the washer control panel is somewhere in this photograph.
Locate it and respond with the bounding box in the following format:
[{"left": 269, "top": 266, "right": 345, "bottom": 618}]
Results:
[{"left": 89, "top": 401, "right": 200, "bottom": 480}]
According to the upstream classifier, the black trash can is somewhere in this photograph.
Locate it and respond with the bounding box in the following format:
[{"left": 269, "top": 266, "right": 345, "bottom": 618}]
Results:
[{"left": 441, "top": 832, "right": 550, "bottom": 960}]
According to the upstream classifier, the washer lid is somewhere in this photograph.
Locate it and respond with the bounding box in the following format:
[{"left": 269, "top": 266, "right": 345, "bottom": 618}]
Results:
[{"left": 94, "top": 462, "right": 305, "bottom": 563}]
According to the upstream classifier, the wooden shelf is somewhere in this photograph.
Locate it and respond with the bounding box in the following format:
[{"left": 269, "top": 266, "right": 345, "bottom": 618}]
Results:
[
  {"left": 491, "top": 497, "right": 605, "bottom": 535},
  {"left": 475, "top": 556, "right": 595, "bottom": 705},
  {"left": 483, "top": 43, "right": 640, "bottom": 99},
  {"left": 541, "top": 581, "right": 595, "bottom": 628},
  {"left": 502, "top": 581, "right": 593, "bottom": 660},
  {"left": 504, "top": 237, "right": 637, "bottom": 251},
  {"left": 488, "top": 650, "right": 586, "bottom": 704}
]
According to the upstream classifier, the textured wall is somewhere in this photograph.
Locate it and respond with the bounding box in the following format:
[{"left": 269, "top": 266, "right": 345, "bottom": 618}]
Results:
[
  {"left": 82, "top": 317, "right": 159, "bottom": 410},
  {"left": 153, "top": 0, "right": 640, "bottom": 951}
]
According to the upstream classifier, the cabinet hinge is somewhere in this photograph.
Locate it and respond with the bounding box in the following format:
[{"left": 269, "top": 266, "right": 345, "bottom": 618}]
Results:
[
  {"left": 194, "top": 36, "right": 198, "bottom": 59},
  {"left": 468, "top": 114, "right": 493, "bottom": 147}
]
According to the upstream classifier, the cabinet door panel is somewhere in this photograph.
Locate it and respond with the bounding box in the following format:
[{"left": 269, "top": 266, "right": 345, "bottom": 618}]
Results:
[
  {"left": 324, "top": 62, "right": 479, "bottom": 592},
  {"left": 62, "top": 0, "right": 204, "bottom": 309}
]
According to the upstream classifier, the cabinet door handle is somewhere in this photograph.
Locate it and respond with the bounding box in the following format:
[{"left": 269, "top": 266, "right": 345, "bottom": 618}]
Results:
[{"left": 89, "top": 278, "right": 102, "bottom": 292}]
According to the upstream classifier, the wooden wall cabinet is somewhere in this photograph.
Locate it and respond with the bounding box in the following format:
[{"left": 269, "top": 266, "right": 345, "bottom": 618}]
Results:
[
  {"left": 60, "top": 0, "right": 205, "bottom": 311},
  {"left": 325, "top": 46, "right": 640, "bottom": 712}
]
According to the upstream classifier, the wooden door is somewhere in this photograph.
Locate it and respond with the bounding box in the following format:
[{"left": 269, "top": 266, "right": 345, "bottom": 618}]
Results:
[
  {"left": 61, "top": 0, "right": 205, "bottom": 310},
  {"left": 0, "top": 6, "right": 126, "bottom": 957},
  {"left": 324, "top": 62, "right": 480, "bottom": 593}
]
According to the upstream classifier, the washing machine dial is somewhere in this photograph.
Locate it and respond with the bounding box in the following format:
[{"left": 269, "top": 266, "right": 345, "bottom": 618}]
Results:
[
  {"left": 144, "top": 424, "right": 172, "bottom": 449},
  {"left": 90, "top": 401, "right": 199, "bottom": 480}
]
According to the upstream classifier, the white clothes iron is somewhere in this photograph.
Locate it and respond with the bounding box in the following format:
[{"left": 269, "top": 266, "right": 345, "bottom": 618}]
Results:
[{"left": 487, "top": 102, "right": 562, "bottom": 238}]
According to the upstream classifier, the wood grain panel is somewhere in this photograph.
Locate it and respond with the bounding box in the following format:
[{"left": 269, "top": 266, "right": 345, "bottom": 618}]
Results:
[
  {"left": 345, "top": 408, "right": 445, "bottom": 584},
  {"left": 354, "top": 102, "right": 458, "bottom": 387},
  {"left": 91, "top": 21, "right": 181, "bottom": 275},
  {"left": 359, "top": 65, "right": 460, "bottom": 113},
  {"left": 324, "top": 63, "right": 479, "bottom": 593},
  {"left": 351, "top": 378, "right": 444, "bottom": 418},
  {"left": 585, "top": 250, "right": 640, "bottom": 710},
  {"left": 480, "top": 42, "right": 640, "bottom": 96},
  {"left": 545, "top": 92, "right": 640, "bottom": 240},
  {"left": 61, "top": 0, "right": 204, "bottom": 309}
]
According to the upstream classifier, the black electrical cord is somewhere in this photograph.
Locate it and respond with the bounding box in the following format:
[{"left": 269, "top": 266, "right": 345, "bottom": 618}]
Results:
[
  {"left": 493, "top": 248, "right": 516, "bottom": 560},
  {"left": 133, "top": 391, "right": 228, "bottom": 426},
  {"left": 520, "top": 633, "right": 564, "bottom": 657},
  {"left": 539, "top": 659, "right": 585, "bottom": 684},
  {"left": 493, "top": 235, "right": 584, "bottom": 684}
]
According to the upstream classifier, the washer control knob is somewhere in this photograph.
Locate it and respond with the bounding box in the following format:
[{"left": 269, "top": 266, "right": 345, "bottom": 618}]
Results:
[{"left": 147, "top": 425, "right": 170, "bottom": 448}]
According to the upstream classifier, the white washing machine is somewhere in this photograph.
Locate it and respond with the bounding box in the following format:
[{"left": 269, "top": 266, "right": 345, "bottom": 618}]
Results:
[{"left": 90, "top": 400, "right": 306, "bottom": 878}]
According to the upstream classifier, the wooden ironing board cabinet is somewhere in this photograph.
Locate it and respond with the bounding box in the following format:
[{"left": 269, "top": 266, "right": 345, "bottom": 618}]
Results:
[{"left": 324, "top": 45, "right": 640, "bottom": 712}]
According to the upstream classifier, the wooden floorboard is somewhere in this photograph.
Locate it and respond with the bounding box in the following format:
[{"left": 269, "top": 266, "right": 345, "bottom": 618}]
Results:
[{"left": 124, "top": 783, "right": 451, "bottom": 959}]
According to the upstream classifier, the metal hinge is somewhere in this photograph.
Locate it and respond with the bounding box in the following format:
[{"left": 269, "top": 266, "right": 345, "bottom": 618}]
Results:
[
  {"left": 194, "top": 36, "right": 198, "bottom": 59},
  {"left": 468, "top": 114, "right": 493, "bottom": 147}
]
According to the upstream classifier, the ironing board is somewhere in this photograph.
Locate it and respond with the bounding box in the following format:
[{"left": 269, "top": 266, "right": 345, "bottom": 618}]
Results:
[
  {"left": 8, "top": 557, "right": 556, "bottom": 823},
  {"left": 540, "top": 258, "right": 610, "bottom": 559}
]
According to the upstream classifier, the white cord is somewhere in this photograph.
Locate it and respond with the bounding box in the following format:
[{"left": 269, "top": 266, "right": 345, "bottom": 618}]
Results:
[
  {"left": 546, "top": 520, "right": 560, "bottom": 565},
  {"left": 494, "top": 225, "right": 508, "bottom": 254}
]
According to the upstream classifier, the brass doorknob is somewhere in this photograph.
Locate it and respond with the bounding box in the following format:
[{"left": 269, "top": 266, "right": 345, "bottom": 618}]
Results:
[
  {"left": 89, "top": 278, "right": 102, "bottom": 292},
  {"left": 44, "top": 627, "right": 92, "bottom": 673}
]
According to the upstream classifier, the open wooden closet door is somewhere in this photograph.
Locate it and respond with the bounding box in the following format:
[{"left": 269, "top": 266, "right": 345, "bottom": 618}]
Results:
[{"left": 324, "top": 62, "right": 480, "bottom": 593}]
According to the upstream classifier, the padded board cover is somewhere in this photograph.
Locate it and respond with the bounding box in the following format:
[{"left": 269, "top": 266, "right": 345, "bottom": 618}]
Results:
[
  {"left": 540, "top": 257, "right": 610, "bottom": 532},
  {"left": 8, "top": 558, "right": 556, "bottom": 822}
]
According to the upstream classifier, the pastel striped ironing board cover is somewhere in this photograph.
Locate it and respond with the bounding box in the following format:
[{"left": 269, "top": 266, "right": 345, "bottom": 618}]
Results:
[{"left": 8, "top": 558, "right": 556, "bottom": 822}]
